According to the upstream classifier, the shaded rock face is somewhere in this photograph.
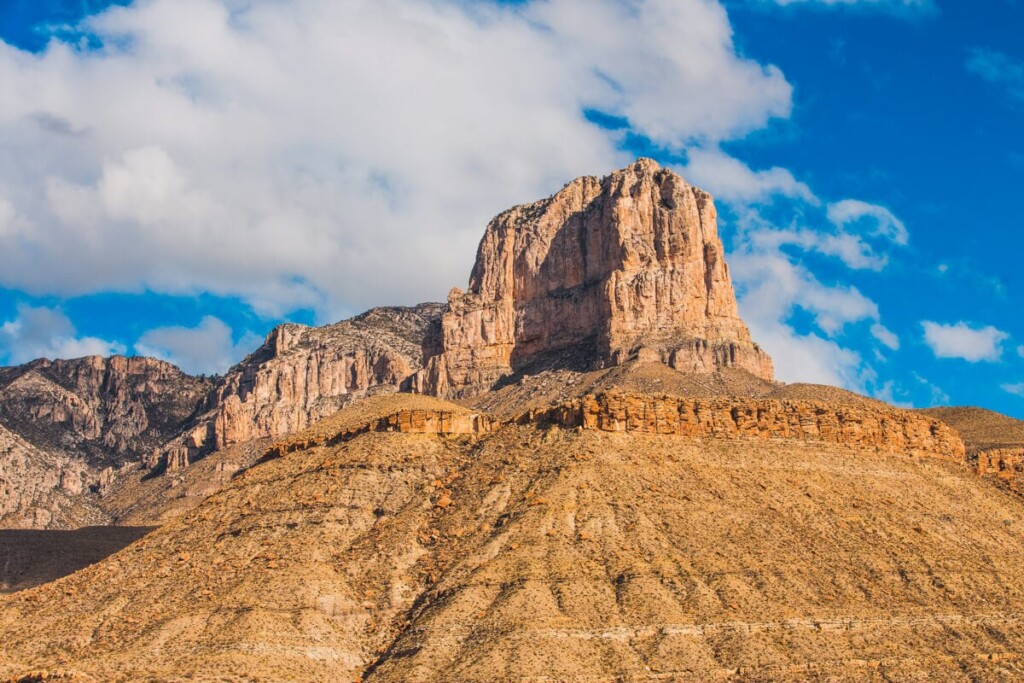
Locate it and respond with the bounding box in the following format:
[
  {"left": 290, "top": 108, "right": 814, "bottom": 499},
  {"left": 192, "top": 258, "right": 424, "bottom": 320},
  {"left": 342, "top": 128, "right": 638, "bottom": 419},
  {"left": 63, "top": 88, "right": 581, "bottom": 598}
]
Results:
[
  {"left": 417, "top": 159, "right": 773, "bottom": 398},
  {"left": 0, "top": 423, "right": 110, "bottom": 529},
  {"left": 149, "top": 304, "right": 445, "bottom": 468},
  {"left": 0, "top": 356, "right": 213, "bottom": 468}
]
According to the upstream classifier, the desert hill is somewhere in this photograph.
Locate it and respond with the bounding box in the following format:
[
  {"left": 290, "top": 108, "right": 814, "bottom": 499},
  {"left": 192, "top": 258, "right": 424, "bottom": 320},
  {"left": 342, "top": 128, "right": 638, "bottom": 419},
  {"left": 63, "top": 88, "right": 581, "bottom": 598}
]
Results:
[
  {"left": 922, "top": 406, "right": 1024, "bottom": 453},
  {"left": 3, "top": 392, "right": 1024, "bottom": 681},
  {"left": 922, "top": 406, "right": 1024, "bottom": 495}
]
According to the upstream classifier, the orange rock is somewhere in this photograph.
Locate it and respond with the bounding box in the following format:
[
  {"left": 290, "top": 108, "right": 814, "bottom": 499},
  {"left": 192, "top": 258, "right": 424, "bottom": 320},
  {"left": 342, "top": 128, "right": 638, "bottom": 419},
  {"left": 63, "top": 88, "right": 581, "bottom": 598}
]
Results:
[{"left": 415, "top": 160, "right": 773, "bottom": 399}]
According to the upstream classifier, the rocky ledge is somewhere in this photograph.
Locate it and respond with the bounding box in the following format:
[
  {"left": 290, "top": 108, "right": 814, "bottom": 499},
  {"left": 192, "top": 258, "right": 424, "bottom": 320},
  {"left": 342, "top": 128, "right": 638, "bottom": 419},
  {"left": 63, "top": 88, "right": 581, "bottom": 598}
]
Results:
[
  {"left": 264, "top": 392, "right": 965, "bottom": 464},
  {"left": 526, "top": 393, "right": 965, "bottom": 460}
]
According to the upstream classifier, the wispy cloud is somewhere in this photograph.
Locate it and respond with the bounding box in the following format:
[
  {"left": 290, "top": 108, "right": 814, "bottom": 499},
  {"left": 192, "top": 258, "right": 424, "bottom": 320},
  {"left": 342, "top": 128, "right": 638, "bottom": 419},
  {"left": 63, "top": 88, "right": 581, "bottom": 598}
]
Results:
[
  {"left": 921, "top": 321, "right": 1009, "bottom": 362},
  {"left": 966, "top": 48, "right": 1024, "bottom": 102},
  {"left": 871, "top": 323, "right": 900, "bottom": 350},
  {"left": 766, "top": 0, "right": 936, "bottom": 14},
  {"left": 1004, "top": 383, "right": 1024, "bottom": 398}
]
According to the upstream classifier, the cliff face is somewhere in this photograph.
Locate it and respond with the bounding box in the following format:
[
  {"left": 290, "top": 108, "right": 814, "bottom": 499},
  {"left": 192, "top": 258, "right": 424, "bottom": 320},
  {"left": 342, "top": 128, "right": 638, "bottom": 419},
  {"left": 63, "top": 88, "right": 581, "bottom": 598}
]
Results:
[
  {"left": 417, "top": 159, "right": 773, "bottom": 398},
  {"left": 0, "top": 356, "right": 213, "bottom": 468},
  {"left": 148, "top": 303, "right": 445, "bottom": 469}
]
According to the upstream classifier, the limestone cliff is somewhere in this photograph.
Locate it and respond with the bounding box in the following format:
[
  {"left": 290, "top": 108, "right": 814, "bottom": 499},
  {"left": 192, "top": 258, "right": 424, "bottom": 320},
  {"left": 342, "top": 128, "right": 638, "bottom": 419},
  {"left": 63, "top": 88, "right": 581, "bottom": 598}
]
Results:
[
  {"left": 148, "top": 304, "right": 444, "bottom": 469},
  {"left": 0, "top": 356, "right": 213, "bottom": 468},
  {"left": 416, "top": 158, "right": 773, "bottom": 398}
]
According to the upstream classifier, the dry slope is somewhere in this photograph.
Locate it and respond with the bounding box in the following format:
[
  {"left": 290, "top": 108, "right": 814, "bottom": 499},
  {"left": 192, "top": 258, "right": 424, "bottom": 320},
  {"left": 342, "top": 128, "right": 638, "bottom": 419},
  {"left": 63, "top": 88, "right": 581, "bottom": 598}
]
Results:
[{"left": 2, "top": 393, "right": 1023, "bottom": 682}]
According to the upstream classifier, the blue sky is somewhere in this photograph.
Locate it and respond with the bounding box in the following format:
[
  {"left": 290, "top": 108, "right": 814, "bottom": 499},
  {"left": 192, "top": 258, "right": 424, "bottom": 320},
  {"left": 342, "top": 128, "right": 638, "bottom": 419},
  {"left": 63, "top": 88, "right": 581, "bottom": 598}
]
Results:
[{"left": 0, "top": 0, "right": 1021, "bottom": 417}]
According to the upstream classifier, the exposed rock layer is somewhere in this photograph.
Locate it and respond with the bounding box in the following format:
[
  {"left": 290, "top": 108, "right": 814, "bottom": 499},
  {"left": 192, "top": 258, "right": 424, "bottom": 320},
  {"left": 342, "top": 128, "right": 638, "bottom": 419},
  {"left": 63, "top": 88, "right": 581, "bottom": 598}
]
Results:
[
  {"left": 418, "top": 159, "right": 773, "bottom": 398},
  {"left": 526, "top": 393, "right": 965, "bottom": 461},
  {"left": 270, "top": 391, "right": 963, "bottom": 464}
]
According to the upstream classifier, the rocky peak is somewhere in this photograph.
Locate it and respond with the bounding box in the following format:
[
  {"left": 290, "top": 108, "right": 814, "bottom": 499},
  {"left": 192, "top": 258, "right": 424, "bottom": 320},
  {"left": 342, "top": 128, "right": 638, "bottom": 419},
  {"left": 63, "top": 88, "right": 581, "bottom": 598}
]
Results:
[{"left": 417, "top": 159, "right": 773, "bottom": 397}]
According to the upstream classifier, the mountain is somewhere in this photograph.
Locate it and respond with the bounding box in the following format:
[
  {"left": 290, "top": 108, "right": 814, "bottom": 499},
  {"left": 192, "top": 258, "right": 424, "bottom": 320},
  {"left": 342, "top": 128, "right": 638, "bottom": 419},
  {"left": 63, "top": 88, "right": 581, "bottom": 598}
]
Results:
[
  {"left": 0, "top": 305, "right": 444, "bottom": 528},
  {"left": 415, "top": 158, "right": 773, "bottom": 398},
  {"left": 2, "top": 159, "right": 1024, "bottom": 680},
  {"left": 0, "top": 355, "right": 214, "bottom": 468}
]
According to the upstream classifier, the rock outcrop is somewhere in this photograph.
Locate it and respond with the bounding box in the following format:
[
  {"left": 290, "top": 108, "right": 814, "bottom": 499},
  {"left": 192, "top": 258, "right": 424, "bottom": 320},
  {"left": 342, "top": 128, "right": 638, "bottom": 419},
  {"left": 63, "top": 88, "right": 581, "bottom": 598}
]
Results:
[
  {"left": 975, "top": 448, "right": 1024, "bottom": 489},
  {"left": 526, "top": 392, "right": 965, "bottom": 461},
  {"left": 268, "top": 391, "right": 964, "bottom": 464},
  {"left": 0, "top": 356, "right": 213, "bottom": 467},
  {"left": 416, "top": 159, "right": 773, "bottom": 398},
  {"left": 148, "top": 304, "right": 444, "bottom": 470}
]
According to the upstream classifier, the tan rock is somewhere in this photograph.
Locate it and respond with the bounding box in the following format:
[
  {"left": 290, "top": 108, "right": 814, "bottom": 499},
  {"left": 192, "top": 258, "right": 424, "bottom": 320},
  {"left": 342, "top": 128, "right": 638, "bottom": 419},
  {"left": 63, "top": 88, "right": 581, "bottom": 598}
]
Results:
[
  {"left": 418, "top": 159, "right": 772, "bottom": 398},
  {"left": 524, "top": 392, "right": 965, "bottom": 461},
  {"left": 151, "top": 304, "right": 444, "bottom": 471}
]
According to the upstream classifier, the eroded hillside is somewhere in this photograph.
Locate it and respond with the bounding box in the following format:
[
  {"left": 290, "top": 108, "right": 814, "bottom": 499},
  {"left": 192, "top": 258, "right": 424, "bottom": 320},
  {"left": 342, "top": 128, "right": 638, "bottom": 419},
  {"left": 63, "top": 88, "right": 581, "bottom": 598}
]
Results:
[{"left": 3, "top": 392, "right": 1024, "bottom": 681}]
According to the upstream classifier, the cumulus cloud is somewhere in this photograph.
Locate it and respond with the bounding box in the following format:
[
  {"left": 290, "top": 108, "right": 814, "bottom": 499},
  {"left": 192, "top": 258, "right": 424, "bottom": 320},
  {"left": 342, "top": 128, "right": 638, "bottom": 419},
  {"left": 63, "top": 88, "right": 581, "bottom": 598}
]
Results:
[
  {"left": 135, "top": 316, "right": 261, "bottom": 375},
  {"left": 0, "top": 305, "right": 124, "bottom": 364},
  {"left": 728, "top": 197, "right": 908, "bottom": 391},
  {"left": 967, "top": 48, "right": 1024, "bottom": 103},
  {"left": 921, "top": 321, "right": 1008, "bottom": 362},
  {"left": 0, "top": 0, "right": 792, "bottom": 319},
  {"left": 1004, "top": 383, "right": 1024, "bottom": 398}
]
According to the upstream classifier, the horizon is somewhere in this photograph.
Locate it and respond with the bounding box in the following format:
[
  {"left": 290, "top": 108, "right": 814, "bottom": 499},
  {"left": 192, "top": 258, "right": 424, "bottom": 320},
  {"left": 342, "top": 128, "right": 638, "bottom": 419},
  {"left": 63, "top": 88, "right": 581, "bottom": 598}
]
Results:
[{"left": 0, "top": 0, "right": 1021, "bottom": 418}]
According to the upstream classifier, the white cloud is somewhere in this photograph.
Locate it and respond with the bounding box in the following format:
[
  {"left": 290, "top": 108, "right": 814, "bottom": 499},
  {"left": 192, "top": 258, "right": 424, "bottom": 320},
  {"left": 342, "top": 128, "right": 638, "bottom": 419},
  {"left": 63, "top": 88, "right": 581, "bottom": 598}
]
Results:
[
  {"left": 0, "top": 0, "right": 792, "bottom": 318},
  {"left": 870, "top": 323, "right": 900, "bottom": 350},
  {"left": 746, "top": 317, "right": 866, "bottom": 388},
  {"left": 736, "top": 198, "right": 908, "bottom": 273},
  {"left": 135, "top": 316, "right": 260, "bottom": 375},
  {"left": 681, "top": 147, "right": 817, "bottom": 204},
  {"left": 1004, "top": 383, "right": 1024, "bottom": 398},
  {"left": 0, "top": 305, "right": 124, "bottom": 365},
  {"left": 967, "top": 48, "right": 1024, "bottom": 102},
  {"left": 921, "top": 321, "right": 1008, "bottom": 362},
  {"left": 1018, "top": 345, "right": 1024, "bottom": 358}
]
